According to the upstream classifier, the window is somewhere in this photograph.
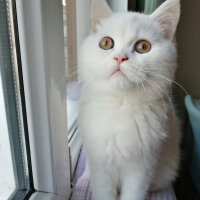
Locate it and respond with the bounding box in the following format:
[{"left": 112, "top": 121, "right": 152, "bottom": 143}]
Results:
[
  {"left": 0, "top": 69, "right": 15, "bottom": 199},
  {"left": 62, "top": 0, "right": 79, "bottom": 140},
  {"left": 0, "top": 0, "right": 33, "bottom": 199},
  {"left": 0, "top": 0, "right": 74, "bottom": 199},
  {"left": 0, "top": 0, "right": 89, "bottom": 199},
  {"left": 63, "top": 0, "right": 82, "bottom": 182},
  {"left": 16, "top": 0, "right": 72, "bottom": 198}
]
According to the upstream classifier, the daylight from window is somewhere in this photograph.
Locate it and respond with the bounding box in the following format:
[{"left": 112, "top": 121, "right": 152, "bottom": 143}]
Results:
[{"left": 0, "top": 73, "right": 15, "bottom": 200}]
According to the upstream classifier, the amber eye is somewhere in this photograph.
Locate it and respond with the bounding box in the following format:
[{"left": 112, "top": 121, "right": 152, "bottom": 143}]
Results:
[
  {"left": 134, "top": 40, "right": 151, "bottom": 54},
  {"left": 99, "top": 37, "right": 114, "bottom": 50}
]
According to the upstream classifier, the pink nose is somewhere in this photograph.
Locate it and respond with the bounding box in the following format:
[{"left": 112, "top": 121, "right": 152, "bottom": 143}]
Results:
[{"left": 114, "top": 55, "right": 129, "bottom": 66}]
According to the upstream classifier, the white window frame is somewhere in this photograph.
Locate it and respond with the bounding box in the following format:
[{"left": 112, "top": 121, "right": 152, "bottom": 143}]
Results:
[{"left": 16, "top": 0, "right": 71, "bottom": 199}]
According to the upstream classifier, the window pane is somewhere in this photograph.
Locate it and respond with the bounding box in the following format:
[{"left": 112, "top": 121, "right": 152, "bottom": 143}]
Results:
[
  {"left": 0, "top": 73, "right": 15, "bottom": 200},
  {"left": 62, "top": 0, "right": 81, "bottom": 181},
  {"left": 62, "top": 1, "right": 79, "bottom": 139},
  {"left": 0, "top": 0, "right": 32, "bottom": 198}
]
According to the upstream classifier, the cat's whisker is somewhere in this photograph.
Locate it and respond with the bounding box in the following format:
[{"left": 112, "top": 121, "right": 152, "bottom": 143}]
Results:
[
  {"left": 148, "top": 79, "right": 176, "bottom": 120},
  {"left": 168, "top": 84, "right": 176, "bottom": 119},
  {"left": 143, "top": 69, "right": 168, "bottom": 76},
  {"left": 140, "top": 80, "right": 154, "bottom": 110},
  {"left": 57, "top": 74, "right": 68, "bottom": 86},
  {"left": 136, "top": 79, "right": 140, "bottom": 98},
  {"left": 67, "top": 70, "right": 81, "bottom": 80},
  {"left": 140, "top": 70, "right": 188, "bottom": 95},
  {"left": 143, "top": 68, "right": 169, "bottom": 72},
  {"left": 56, "top": 68, "right": 81, "bottom": 86},
  {"left": 142, "top": 77, "right": 167, "bottom": 129},
  {"left": 141, "top": 81, "right": 150, "bottom": 103}
]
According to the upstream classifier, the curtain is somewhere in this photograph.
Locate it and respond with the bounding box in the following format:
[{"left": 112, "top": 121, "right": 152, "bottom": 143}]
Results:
[
  {"left": 136, "top": 0, "right": 165, "bottom": 14},
  {"left": 136, "top": 0, "right": 145, "bottom": 12}
]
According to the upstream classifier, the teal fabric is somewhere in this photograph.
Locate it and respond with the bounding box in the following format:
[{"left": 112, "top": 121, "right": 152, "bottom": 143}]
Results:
[
  {"left": 185, "top": 95, "right": 200, "bottom": 194},
  {"left": 136, "top": 0, "right": 165, "bottom": 14}
]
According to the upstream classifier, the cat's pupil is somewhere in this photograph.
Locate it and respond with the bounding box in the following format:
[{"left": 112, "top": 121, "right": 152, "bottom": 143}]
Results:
[
  {"left": 99, "top": 37, "right": 114, "bottom": 50},
  {"left": 134, "top": 40, "right": 151, "bottom": 54}
]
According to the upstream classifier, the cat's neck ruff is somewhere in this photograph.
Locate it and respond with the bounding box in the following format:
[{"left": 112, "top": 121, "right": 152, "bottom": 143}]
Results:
[{"left": 81, "top": 81, "right": 169, "bottom": 108}]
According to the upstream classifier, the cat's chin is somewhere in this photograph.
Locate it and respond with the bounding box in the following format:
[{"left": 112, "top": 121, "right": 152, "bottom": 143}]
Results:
[
  {"left": 109, "top": 77, "right": 135, "bottom": 91},
  {"left": 108, "top": 72, "right": 139, "bottom": 91}
]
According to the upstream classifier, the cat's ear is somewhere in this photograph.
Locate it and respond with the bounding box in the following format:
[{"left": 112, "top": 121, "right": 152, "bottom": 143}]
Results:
[
  {"left": 151, "top": 0, "right": 180, "bottom": 40},
  {"left": 91, "top": 0, "right": 112, "bottom": 32}
]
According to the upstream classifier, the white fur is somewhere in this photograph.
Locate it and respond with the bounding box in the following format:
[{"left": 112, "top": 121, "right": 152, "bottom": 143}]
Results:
[{"left": 78, "top": 0, "right": 181, "bottom": 199}]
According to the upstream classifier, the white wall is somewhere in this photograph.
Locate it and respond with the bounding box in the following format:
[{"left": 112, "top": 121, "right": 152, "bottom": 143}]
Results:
[
  {"left": 176, "top": 0, "right": 200, "bottom": 99},
  {"left": 174, "top": 0, "right": 200, "bottom": 113}
]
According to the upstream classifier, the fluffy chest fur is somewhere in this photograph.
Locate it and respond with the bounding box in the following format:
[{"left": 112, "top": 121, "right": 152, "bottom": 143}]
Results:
[{"left": 79, "top": 91, "right": 167, "bottom": 166}]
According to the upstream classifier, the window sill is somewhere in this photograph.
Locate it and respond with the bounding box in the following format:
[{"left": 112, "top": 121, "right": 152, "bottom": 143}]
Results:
[
  {"left": 71, "top": 148, "right": 177, "bottom": 200},
  {"left": 29, "top": 192, "right": 66, "bottom": 200}
]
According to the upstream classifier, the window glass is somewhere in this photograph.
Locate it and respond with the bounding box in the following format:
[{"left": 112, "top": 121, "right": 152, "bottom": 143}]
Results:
[
  {"left": 62, "top": 0, "right": 79, "bottom": 139},
  {"left": 0, "top": 0, "right": 32, "bottom": 199},
  {"left": 0, "top": 73, "right": 15, "bottom": 200}
]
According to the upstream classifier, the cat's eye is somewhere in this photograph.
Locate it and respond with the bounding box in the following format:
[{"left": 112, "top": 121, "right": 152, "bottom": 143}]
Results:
[
  {"left": 134, "top": 40, "right": 151, "bottom": 54},
  {"left": 99, "top": 37, "right": 114, "bottom": 50}
]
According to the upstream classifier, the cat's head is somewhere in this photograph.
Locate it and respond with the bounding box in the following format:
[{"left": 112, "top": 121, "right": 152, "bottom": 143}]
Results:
[{"left": 79, "top": 0, "right": 180, "bottom": 94}]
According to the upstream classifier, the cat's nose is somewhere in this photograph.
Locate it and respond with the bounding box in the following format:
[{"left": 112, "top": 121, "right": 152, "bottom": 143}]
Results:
[{"left": 114, "top": 54, "right": 129, "bottom": 66}]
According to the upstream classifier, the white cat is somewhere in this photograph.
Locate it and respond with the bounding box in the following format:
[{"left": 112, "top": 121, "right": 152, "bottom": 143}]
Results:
[{"left": 78, "top": 0, "right": 181, "bottom": 199}]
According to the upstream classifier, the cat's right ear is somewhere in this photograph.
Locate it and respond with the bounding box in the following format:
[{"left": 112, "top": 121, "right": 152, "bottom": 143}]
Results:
[
  {"left": 150, "top": 0, "right": 180, "bottom": 40},
  {"left": 91, "top": 0, "right": 112, "bottom": 32}
]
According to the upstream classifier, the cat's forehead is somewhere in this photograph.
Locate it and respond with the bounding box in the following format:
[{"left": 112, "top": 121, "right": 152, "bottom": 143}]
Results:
[{"left": 97, "top": 12, "right": 160, "bottom": 42}]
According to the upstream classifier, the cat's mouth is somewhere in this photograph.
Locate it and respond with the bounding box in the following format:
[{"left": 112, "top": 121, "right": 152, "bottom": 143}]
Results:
[{"left": 111, "top": 67, "right": 127, "bottom": 77}]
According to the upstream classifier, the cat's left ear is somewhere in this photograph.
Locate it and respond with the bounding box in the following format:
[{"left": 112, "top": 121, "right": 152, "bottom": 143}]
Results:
[
  {"left": 151, "top": 0, "right": 180, "bottom": 40},
  {"left": 91, "top": 0, "right": 112, "bottom": 32}
]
